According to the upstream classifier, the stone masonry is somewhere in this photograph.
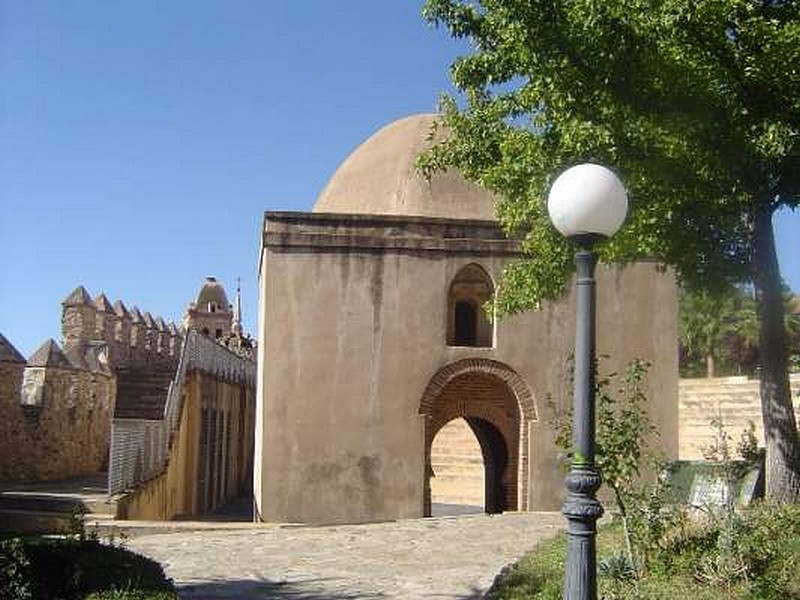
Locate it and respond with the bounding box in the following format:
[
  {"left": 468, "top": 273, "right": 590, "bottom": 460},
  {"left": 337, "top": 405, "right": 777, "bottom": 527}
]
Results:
[{"left": 0, "top": 286, "right": 181, "bottom": 482}]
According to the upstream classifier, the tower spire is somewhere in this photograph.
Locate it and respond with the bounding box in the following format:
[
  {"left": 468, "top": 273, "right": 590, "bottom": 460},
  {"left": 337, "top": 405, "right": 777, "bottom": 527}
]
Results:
[{"left": 232, "top": 277, "right": 242, "bottom": 336}]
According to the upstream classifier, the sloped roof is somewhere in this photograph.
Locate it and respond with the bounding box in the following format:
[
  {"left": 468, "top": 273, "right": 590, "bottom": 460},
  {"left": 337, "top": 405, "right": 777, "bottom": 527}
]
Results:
[
  {"left": 114, "top": 299, "right": 129, "bottom": 318},
  {"left": 0, "top": 333, "right": 26, "bottom": 363},
  {"left": 64, "top": 344, "right": 89, "bottom": 371},
  {"left": 28, "top": 339, "right": 73, "bottom": 370},
  {"left": 94, "top": 293, "right": 114, "bottom": 313},
  {"left": 63, "top": 286, "right": 95, "bottom": 307},
  {"left": 129, "top": 307, "right": 143, "bottom": 323}
]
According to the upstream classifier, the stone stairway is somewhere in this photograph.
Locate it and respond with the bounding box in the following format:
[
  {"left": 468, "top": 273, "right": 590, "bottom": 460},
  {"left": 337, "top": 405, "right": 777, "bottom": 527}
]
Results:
[
  {"left": 114, "top": 367, "right": 175, "bottom": 419},
  {"left": 0, "top": 473, "right": 116, "bottom": 535},
  {"left": 678, "top": 375, "right": 800, "bottom": 459},
  {"left": 430, "top": 418, "right": 485, "bottom": 508}
]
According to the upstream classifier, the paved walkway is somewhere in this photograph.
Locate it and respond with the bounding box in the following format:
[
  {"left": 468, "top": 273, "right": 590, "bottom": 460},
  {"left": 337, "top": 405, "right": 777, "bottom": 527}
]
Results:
[{"left": 127, "top": 512, "right": 565, "bottom": 599}]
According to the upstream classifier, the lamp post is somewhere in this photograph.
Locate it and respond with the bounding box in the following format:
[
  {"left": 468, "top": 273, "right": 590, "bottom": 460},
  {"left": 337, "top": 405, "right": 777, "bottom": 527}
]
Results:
[{"left": 547, "top": 163, "right": 628, "bottom": 600}]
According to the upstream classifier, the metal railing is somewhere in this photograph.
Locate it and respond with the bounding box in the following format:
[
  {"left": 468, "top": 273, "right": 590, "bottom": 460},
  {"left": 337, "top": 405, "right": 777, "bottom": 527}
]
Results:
[{"left": 108, "top": 330, "right": 256, "bottom": 495}]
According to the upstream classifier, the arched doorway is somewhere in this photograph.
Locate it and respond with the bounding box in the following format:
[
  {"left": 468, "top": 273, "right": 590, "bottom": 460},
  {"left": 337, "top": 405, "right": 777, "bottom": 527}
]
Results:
[
  {"left": 420, "top": 359, "right": 537, "bottom": 517},
  {"left": 430, "top": 418, "right": 485, "bottom": 514}
]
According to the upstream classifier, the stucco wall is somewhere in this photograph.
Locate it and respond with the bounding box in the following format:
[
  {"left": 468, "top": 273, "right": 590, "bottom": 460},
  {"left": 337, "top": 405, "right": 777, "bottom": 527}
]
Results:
[
  {"left": 120, "top": 370, "right": 255, "bottom": 520},
  {"left": 255, "top": 213, "right": 678, "bottom": 524}
]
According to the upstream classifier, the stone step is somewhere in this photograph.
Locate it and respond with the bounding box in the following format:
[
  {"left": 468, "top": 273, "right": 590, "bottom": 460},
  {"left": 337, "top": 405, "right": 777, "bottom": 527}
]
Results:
[
  {"left": 0, "top": 509, "right": 75, "bottom": 535},
  {"left": 0, "top": 494, "right": 115, "bottom": 516},
  {"left": 431, "top": 465, "right": 485, "bottom": 477},
  {"left": 430, "top": 418, "right": 486, "bottom": 506}
]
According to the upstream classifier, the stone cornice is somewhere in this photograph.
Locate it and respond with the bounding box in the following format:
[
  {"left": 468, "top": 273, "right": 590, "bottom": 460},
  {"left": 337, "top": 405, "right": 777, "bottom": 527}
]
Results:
[{"left": 261, "top": 211, "right": 523, "bottom": 256}]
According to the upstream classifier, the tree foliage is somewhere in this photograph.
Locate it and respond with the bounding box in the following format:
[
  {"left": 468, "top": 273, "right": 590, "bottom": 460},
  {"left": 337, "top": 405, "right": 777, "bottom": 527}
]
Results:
[
  {"left": 421, "top": 0, "right": 800, "bottom": 501},
  {"left": 679, "top": 284, "right": 800, "bottom": 377}
]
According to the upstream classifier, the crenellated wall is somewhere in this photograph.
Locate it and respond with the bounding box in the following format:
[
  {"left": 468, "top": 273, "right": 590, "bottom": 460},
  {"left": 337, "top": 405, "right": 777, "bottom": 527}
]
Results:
[
  {"left": 0, "top": 285, "right": 186, "bottom": 483},
  {"left": 0, "top": 338, "right": 116, "bottom": 481},
  {"left": 61, "top": 286, "right": 183, "bottom": 371}
]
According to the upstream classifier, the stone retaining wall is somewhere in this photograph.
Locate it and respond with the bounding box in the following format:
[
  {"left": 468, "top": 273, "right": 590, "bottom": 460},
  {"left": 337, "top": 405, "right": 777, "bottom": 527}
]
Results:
[{"left": 679, "top": 374, "right": 800, "bottom": 459}]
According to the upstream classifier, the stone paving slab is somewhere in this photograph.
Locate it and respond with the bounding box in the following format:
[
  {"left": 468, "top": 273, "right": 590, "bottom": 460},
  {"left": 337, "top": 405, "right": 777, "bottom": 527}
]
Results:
[{"left": 127, "top": 512, "right": 565, "bottom": 599}]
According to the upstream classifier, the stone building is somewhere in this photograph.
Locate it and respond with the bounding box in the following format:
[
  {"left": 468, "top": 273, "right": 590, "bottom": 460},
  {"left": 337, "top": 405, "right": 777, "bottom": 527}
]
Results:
[{"left": 254, "top": 114, "right": 680, "bottom": 525}]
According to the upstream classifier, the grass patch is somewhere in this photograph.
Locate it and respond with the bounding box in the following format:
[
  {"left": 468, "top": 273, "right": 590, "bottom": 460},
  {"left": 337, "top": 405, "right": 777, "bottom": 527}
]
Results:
[
  {"left": 487, "top": 501, "right": 800, "bottom": 600},
  {"left": 0, "top": 536, "right": 176, "bottom": 600}
]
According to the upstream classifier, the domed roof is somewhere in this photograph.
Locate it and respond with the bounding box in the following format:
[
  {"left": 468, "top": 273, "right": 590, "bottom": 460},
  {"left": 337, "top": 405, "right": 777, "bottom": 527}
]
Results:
[
  {"left": 195, "top": 277, "right": 230, "bottom": 311},
  {"left": 314, "top": 114, "right": 497, "bottom": 221}
]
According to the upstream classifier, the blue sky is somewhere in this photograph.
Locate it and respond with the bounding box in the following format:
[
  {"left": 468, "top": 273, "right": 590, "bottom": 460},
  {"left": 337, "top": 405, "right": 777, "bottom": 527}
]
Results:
[{"left": 1, "top": 1, "right": 798, "bottom": 358}]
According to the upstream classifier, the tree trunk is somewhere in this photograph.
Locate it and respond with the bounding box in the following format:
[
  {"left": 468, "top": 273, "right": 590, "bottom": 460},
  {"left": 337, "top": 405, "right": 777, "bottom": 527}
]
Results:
[
  {"left": 705, "top": 352, "right": 715, "bottom": 378},
  {"left": 751, "top": 207, "right": 800, "bottom": 502}
]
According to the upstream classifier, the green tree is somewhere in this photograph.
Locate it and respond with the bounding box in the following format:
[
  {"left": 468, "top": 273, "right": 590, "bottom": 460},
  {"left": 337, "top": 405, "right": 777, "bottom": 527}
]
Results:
[
  {"left": 420, "top": 0, "right": 800, "bottom": 501},
  {"left": 679, "top": 287, "right": 738, "bottom": 377}
]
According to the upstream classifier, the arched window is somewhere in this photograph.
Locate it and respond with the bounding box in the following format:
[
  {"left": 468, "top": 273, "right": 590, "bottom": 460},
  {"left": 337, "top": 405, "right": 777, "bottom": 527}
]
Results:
[
  {"left": 446, "top": 264, "right": 494, "bottom": 347},
  {"left": 454, "top": 301, "right": 477, "bottom": 346}
]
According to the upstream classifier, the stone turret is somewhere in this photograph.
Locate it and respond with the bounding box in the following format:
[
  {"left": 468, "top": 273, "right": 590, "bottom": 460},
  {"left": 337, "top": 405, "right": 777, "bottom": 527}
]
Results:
[
  {"left": 168, "top": 322, "right": 181, "bottom": 357},
  {"left": 94, "top": 293, "right": 116, "bottom": 346},
  {"left": 23, "top": 339, "right": 73, "bottom": 407},
  {"left": 113, "top": 300, "right": 131, "bottom": 364},
  {"left": 0, "top": 333, "right": 26, "bottom": 408},
  {"left": 129, "top": 307, "right": 144, "bottom": 362},
  {"left": 61, "top": 286, "right": 97, "bottom": 347},
  {"left": 142, "top": 312, "right": 156, "bottom": 354},
  {"left": 155, "top": 317, "right": 167, "bottom": 358}
]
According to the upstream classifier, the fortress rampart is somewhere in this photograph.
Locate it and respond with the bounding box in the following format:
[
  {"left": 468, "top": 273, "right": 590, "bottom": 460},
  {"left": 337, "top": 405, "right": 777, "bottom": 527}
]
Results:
[
  {"left": 61, "top": 286, "right": 184, "bottom": 370},
  {"left": 0, "top": 286, "right": 183, "bottom": 481}
]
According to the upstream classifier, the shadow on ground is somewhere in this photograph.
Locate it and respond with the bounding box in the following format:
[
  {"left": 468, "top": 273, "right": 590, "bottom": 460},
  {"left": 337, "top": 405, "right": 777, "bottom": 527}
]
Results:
[
  {"left": 177, "top": 578, "right": 486, "bottom": 599},
  {"left": 178, "top": 577, "right": 384, "bottom": 599}
]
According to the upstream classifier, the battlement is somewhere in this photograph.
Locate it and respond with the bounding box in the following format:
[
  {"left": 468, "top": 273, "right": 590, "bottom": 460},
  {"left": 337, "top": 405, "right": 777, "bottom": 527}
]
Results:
[
  {"left": 61, "top": 285, "right": 183, "bottom": 370},
  {"left": 0, "top": 334, "right": 116, "bottom": 481}
]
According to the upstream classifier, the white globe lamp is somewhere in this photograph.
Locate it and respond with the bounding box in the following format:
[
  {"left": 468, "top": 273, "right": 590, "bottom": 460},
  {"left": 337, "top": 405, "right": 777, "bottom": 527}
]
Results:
[{"left": 547, "top": 163, "right": 627, "bottom": 240}]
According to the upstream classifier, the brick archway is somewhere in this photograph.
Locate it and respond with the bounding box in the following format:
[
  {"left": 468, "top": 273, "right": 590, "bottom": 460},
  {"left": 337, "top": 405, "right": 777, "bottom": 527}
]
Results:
[{"left": 420, "top": 359, "right": 537, "bottom": 515}]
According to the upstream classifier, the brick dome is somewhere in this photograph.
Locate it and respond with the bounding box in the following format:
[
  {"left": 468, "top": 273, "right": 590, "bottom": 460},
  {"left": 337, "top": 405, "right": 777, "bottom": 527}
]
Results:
[{"left": 313, "top": 114, "right": 497, "bottom": 220}]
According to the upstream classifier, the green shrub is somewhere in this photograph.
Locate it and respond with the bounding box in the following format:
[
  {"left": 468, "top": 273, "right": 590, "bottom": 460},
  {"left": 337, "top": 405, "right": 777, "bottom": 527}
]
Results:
[
  {"left": 0, "top": 538, "right": 32, "bottom": 600},
  {"left": 0, "top": 537, "right": 176, "bottom": 600},
  {"left": 488, "top": 502, "right": 800, "bottom": 599}
]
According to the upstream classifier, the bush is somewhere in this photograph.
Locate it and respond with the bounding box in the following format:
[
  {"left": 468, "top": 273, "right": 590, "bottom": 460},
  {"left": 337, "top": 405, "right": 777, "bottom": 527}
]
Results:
[
  {"left": 488, "top": 501, "right": 800, "bottom": 599},
  {"left": 0, "top": 538, "right": 32, "bottom": 600},
  {"left": 0, "top": 537, "right": 176, "bottom": 600}
]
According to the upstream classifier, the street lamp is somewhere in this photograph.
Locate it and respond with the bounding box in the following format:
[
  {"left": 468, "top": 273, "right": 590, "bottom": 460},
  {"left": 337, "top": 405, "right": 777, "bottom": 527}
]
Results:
[{"left": 547, "top": 163, "right": 628, "bottom": 600}]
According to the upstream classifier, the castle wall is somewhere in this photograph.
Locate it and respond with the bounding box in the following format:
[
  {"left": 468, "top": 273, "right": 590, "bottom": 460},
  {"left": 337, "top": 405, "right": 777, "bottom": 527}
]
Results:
[
  {"left": 0, "top": 362, "right": 115, "bottom": 481},
  {"left": 255, "top": 213, "right": 679, "bottom": 525},
  {"left": 0, "top": 287, "right": 185, "bottom": 484},
  {"left": 61, "top": 288, "right": 183, "bottom": 372}
]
